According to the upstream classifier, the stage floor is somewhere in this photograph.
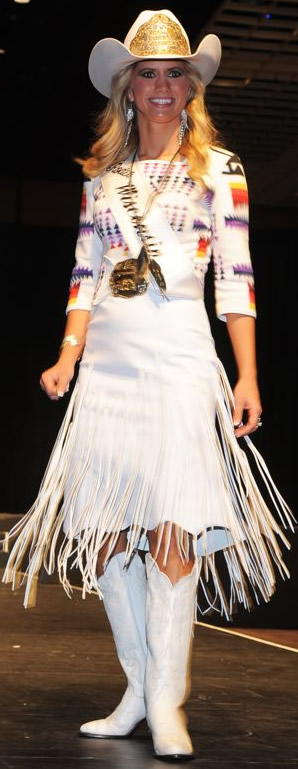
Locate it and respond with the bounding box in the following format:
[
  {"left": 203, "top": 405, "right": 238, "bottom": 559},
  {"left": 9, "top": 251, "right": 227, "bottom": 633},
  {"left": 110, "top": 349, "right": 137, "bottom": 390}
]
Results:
[{"left": 0, "top": 575, "right": 297, "bottom": 769}]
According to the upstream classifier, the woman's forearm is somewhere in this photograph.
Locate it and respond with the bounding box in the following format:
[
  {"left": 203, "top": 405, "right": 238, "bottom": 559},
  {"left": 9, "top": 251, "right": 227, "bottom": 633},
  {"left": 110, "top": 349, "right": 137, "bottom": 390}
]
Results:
[
  {"left": 226, "top": 313, "right": 258, "bottom": 381},
  {"left": 225, "top": 313, "right": 262, "bottom": 436},
  {"left": 40, "top": 309, "right": 91, "bottom": 400},
  {"left": 58, "top": 309, "right": 91, "bottom": 366}
]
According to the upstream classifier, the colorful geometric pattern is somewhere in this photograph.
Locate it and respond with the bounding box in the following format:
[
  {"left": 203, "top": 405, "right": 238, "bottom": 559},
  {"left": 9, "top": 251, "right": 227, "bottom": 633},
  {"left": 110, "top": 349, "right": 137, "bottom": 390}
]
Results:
[
  {"left": 248, "top": 282, "right": 256, "bottom": 312},
  {"left": 213, "top": 252, "right": 225, "bottom": 282},
  {"left": 68, "top": 266, "right": 93, "bottom": 307},
  {"left": 80, "top": 186, "right": 87, "bottom": 215},
  {"left": 163, "top": 204, "right": 188, "bottom": 232},
  {"left": 95, "top": 206, "right": 129, "bottom": 249},
  {"left": 193, "top": 219, "right": 211, "bottom": 232},
  {"left": 78, "top": 185, "right": 94, "bottom": 239},
  {"left": 78, "top": 221, "right": 94, "bottom": 238},
  {"left": 233, "top": 264, "right": 254, "bottom": 278},
  {"left": 68, "top": 283, "right": 80, "bottom": 306},
  {"left": 229, "top": 181, "right": 248, "bottom": 208},
  {"left": 202, "top": 189, "right": 214, "bottom": 212},
  {"left": 225, "top": 215, "right": 249, "bottom": 230},
  {"left": 143, "top": 161, "right": 196, "bottom": 195},
  {"left": 192, "top": 220, "right": 212, "bottom": 263},
  {"left": 70, "top": 266, "right": 93, "bottom": 283},
  {"left": 196, "top": 237, "right": 212, "bottom": 259}
]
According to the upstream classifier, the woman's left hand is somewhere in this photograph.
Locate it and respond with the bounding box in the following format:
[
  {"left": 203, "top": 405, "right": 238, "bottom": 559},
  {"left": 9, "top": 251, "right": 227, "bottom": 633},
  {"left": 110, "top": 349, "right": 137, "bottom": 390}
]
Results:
[{"left": 232, "top": 377, "right": 262, "bottom": 438}]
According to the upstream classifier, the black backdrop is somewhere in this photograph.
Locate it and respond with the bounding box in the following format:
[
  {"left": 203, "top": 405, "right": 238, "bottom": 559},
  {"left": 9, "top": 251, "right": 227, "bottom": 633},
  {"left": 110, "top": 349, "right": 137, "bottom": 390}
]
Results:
[{"left": 1, "top": 213, "right": 297, "bottom": 628}]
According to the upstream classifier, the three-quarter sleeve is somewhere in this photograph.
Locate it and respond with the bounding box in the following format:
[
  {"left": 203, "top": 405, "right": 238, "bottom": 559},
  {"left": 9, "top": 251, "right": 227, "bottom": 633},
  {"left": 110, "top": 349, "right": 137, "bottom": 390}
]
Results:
[
  {"left": 211, "top": 152, "right": 256, "bottom": 322},
  {"left": 66, "top": 180, "right": 103, "bottom": 313}
]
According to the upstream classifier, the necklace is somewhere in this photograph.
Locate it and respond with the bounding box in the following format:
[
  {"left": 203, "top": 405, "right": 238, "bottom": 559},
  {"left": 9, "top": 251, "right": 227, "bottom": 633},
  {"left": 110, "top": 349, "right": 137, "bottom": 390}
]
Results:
[
  {"left": 109, "top": 147, "right": 179, "bottom": 299},
  {"left": 129, "top": 147, "right": 180, "bottom": 224}
]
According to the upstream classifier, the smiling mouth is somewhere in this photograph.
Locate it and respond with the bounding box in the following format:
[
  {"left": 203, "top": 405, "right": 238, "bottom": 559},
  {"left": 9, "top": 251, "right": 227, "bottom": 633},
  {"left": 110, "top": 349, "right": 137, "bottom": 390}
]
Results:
[{"left": 149, "top": 98, "right": 174, "bottom": 105}]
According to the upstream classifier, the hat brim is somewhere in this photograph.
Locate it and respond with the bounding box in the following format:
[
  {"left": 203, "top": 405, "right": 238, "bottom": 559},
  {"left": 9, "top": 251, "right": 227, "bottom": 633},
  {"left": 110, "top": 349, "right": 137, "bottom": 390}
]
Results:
[{"left": 88, "top": 34, "right": 221, "bottom": 97}]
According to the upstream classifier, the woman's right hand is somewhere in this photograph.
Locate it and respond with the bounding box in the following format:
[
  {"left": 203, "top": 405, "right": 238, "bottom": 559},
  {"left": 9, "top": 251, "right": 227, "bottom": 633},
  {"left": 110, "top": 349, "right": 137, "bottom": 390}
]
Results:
[{"left": 40, "top": 361, "right": 75, "bottom": 401}]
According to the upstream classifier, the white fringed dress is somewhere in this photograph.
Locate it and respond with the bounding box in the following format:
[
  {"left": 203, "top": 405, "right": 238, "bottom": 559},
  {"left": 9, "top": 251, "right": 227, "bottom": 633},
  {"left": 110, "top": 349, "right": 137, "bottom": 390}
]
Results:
[{"left": 3, "top": 147, "right": 294, "bottom": 616}]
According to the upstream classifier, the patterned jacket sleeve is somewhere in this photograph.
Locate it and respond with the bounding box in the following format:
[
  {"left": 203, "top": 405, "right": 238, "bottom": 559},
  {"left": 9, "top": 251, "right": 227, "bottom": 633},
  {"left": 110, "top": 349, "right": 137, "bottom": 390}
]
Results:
[
  {"left": 211, "top": 152, "right": 256, "bottom": 322},
  {"left": 66, "top": 180, "right": 103, "bottom": 313}
]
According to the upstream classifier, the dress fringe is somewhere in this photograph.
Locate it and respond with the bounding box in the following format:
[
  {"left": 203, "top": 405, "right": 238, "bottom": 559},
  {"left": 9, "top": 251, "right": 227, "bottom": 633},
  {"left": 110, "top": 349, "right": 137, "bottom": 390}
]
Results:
[{"left": 2, "top": 361, "right": 295, "bottom": 618}]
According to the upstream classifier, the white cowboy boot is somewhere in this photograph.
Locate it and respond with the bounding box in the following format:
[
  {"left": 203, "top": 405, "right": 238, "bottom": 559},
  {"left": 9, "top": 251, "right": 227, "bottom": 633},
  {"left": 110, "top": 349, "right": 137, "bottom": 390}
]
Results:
[
  {"left": 144, "top": 553, "right": 199, "bottom": 761},
  {"left": 80, "top": 551, "right": 147, "bottom": 738}
]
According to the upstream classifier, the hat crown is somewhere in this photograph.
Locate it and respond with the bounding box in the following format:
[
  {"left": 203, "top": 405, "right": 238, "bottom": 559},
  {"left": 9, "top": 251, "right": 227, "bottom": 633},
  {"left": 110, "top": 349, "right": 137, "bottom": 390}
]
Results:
[
  {"left": 88, "top": 10, "right": 222, "bottom": 97},
  {"left": 124, "top": 10, "right": 191, "bottom": 57}
]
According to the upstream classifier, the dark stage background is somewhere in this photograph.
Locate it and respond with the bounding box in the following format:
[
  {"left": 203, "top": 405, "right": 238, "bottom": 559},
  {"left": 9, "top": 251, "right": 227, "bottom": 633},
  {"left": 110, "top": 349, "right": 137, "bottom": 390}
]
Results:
[{"left": 0, "top": 0, "right": 297, "bottom": 628}]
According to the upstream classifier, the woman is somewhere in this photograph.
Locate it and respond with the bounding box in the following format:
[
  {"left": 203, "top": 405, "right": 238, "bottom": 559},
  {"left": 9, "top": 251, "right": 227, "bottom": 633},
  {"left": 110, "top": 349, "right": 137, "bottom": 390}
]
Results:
[{"left": 3, "top": 9, "right": 294, "bottom": 762}]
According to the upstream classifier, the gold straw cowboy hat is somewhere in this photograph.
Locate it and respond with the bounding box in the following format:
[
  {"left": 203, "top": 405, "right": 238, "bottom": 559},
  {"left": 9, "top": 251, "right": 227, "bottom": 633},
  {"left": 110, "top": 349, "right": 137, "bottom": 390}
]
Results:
[{"left": 88, "top": 9, "right": 222, "bottom": 97}]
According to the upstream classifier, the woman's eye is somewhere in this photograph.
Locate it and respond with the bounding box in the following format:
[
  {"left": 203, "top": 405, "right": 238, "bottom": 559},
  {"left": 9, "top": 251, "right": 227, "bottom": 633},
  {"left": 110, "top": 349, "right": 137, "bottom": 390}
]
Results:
[
  {"left": 139, "top": 70, "right": 155, "bottom": 78},
  {"left": 137, "top": 68, "right": 184, "bottom": 78}
]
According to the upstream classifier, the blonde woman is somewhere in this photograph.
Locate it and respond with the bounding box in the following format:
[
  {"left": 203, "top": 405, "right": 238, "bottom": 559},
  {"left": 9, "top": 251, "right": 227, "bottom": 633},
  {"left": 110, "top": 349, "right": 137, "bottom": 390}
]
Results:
[{"left": 4, "top": 10, "right": 294, "bottom": 762}]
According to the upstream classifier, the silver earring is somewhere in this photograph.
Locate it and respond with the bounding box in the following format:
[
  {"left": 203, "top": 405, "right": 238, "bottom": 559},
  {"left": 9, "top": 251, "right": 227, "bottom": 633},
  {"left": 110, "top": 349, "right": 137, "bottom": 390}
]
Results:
[
  {"left": 124, "top": 103, "right": 134, "bottom": 147},
  {"left": 179, "top": 108, "right": 188, "bottom": 147}
]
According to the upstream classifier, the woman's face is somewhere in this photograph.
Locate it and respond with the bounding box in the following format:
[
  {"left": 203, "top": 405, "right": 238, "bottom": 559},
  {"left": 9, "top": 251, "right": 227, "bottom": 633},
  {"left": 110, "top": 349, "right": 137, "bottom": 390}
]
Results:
[{"left": 127, "top": 60, "right": 190, "bottom": 124}]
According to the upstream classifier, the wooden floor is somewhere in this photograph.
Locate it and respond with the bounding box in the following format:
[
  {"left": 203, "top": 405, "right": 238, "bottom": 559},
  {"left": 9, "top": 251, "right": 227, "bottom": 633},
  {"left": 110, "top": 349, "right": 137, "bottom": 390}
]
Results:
[
  {"left": 216, "top": 626, "right": 298, "bottom": 650},
  {"left": 0, "top": 574, "right": 297, "bottom": 769}
]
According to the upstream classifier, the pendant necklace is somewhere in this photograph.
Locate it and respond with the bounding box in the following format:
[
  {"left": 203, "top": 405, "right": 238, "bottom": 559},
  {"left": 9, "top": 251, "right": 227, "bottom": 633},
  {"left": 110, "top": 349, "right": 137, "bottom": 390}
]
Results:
[{"left": 109, "top": 147, "right": 180, "bottom": 299}]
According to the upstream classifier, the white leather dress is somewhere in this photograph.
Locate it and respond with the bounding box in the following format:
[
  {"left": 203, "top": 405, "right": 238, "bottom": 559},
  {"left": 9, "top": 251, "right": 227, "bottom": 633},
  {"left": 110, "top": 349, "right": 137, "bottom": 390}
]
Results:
[{"left": 3, "top": 149, "right": 294, "bottom": 615}]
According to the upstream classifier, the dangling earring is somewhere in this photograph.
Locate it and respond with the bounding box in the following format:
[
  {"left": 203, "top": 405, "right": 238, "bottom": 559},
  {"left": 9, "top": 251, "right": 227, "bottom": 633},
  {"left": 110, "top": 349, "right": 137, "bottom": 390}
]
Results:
[
  {"left": 179, "top": 108, "right": 189, "bottom": 147},
  {"left": 124, "top": 103, "right": 134, "bottom": 147}
]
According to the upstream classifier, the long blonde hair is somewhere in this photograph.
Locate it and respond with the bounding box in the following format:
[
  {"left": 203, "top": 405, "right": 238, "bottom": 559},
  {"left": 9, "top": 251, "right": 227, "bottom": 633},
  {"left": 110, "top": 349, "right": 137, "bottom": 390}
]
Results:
[{"left": 78, "top": 61, "right": 222, "bottom": 184}]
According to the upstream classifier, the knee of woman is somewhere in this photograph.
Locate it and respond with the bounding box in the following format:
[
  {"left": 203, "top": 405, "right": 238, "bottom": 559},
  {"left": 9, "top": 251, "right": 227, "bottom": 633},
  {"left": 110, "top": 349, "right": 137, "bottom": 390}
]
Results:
[
  {"left": 148, "top": 523, "right": 194, "bottom": 562},
  {"left": 96, "top": 530, "right": 128, "bottom": 576}
]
